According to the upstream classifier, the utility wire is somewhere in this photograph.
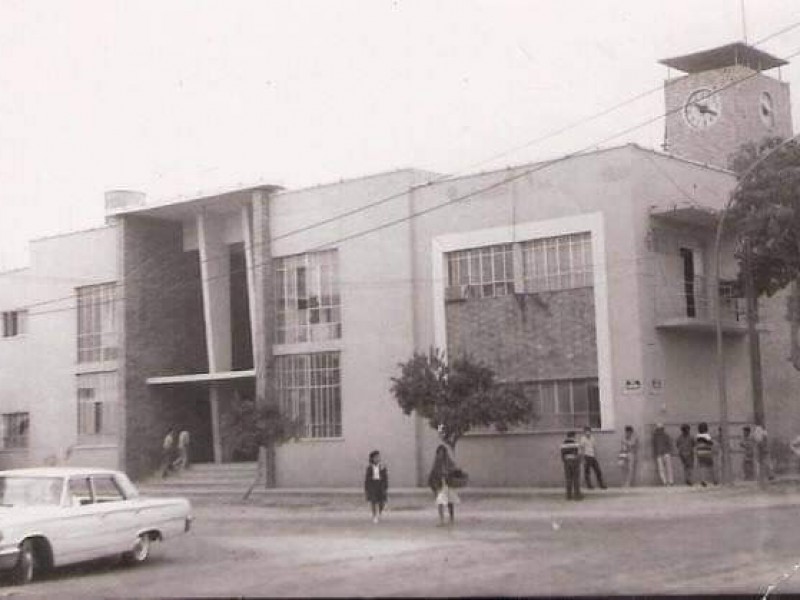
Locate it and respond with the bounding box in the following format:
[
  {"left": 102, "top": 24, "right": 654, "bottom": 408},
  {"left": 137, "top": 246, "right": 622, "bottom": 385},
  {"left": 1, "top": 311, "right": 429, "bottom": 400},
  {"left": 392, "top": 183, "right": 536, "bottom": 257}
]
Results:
[{"left": 12, "top": 30, "right": 800, "bottom": 318}]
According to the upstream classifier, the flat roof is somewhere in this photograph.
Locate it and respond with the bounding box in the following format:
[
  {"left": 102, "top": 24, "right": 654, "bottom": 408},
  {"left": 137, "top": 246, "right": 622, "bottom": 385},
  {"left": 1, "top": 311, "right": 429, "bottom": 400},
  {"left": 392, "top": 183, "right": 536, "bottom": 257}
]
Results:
[{"left": 659, "top": 42, "right": 787, "bottom": 73}]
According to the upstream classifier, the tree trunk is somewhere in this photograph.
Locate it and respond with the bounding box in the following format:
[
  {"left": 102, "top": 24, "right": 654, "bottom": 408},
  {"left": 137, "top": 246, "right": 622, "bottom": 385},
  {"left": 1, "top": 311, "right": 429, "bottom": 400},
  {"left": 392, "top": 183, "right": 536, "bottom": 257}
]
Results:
[{"left": 791, "top": 279, "right": 800, "bottom": 371}]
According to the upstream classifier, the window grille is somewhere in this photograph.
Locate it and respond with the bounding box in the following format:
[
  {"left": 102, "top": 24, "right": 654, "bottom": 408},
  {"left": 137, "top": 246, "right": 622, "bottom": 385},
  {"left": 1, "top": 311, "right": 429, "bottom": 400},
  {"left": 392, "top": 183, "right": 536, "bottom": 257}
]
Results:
[
  {"left": 2, "top": 310, "right": 27, "bottom": 338},
  {"left": 77, "top": 372, "right": 118, "bottom": 443},
  {"left": 276, "top": 352, "right": 341, "bottom": 439},
  {"left": 1, "top": 412, "right": 29, "bottom": 449},
  {"left": 446, "top": 244, "right": 514, "bottom": 299},
  {"left": 275, "top": 250, "right": 341, "bottom": 344},
  {"left": 522, "top": 232, "right": 593, "bottom": 292},
  {"left": 77, "top": 283, "right": 118, "bottom": 363}
]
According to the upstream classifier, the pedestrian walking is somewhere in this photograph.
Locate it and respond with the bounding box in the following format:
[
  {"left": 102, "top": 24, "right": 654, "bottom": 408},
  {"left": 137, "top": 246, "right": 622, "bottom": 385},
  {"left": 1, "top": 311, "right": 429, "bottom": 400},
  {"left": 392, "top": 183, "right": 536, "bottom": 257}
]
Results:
[
  {"left": 675, "top": 424, "right": 695, "bottom": 486},
  {"left": 579, "top": 426, "right": 606, "bottom": 489},
  {"left": 695, "top": 422, "right": 717, "bottom": 486},
  {"left": 173, "top": 429, "right": 191, "bottom": 472},
  {"left": 160, "top": 427, "right": 176, "bottom": 478},
  {"left": 753, "top": 424, "right": 775, "bottom": 483},
  {"left": 364, "top": 450, "right": 389, "bottom": 524},
  {"left": 428, "top": 444, "right": 460, "bottom": 526},
  {"left": 618, "top": 425, "right": 639, "bottom": 487},
  {"left": 740, "top": 426, "right": 756, "bottom": 481},
  {"left": 560, "top": 431, "right": 583, "bottom": 500},
  {"left": 652, "top": 424, "right": 674, "bottom": 486}
]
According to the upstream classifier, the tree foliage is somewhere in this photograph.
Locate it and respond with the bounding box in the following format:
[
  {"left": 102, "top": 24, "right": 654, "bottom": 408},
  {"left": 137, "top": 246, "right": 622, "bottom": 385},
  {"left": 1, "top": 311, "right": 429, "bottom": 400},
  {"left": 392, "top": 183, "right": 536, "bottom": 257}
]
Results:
[
  {"left": 228, "top": 398, "right": 301, "bottom": 459},
  {"left": 728, "top": 137, "right": 800, "bottom": 297},
  {"left": 389, "top": 348, "right": 535, "bottom": 449}
]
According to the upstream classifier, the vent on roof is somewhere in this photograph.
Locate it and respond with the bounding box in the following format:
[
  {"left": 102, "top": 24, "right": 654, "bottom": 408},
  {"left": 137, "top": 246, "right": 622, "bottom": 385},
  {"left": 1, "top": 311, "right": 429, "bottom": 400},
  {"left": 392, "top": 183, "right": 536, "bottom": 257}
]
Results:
[{"left": 104, "top": 190, "right": 146, "bottom": 215}]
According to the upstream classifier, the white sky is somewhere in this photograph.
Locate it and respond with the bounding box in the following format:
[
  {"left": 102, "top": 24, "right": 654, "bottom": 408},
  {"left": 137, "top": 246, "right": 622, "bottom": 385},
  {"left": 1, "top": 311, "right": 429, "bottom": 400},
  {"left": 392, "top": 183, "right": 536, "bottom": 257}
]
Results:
[{"left": 2, "top": 0, "right": 800, "bottom": 270}]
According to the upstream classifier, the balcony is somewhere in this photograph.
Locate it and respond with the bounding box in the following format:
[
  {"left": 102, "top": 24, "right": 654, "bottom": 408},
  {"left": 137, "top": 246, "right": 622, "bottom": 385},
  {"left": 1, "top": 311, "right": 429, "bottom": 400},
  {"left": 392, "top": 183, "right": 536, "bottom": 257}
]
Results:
[{"left": 654, "top": 276, "right": 747, "bottom": 334}]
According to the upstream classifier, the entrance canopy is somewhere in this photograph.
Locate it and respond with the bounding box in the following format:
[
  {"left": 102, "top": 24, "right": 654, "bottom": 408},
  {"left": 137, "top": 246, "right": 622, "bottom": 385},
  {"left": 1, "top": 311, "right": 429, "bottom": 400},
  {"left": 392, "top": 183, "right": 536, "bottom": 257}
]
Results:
[{"left": 146, "top": 370, "right": 255, "bottom": 386}]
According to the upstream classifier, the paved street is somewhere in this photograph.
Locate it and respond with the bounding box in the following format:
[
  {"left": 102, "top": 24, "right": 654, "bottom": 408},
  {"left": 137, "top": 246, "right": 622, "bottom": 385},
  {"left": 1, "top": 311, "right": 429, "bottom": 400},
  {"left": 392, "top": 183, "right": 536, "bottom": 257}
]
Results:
[{"left": 4, "top": 483, "right": 800, "bottom": 597}]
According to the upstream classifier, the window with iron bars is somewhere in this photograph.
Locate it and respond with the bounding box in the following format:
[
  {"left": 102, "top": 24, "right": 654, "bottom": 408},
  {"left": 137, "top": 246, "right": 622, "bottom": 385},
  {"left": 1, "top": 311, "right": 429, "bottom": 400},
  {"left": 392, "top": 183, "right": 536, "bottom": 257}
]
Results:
[
  {"left": 77, "top": 283, "right": 118, "bottom": 363},
  {"left": 1, "top": 412, "right": 29, "bottom": 449},
  {"left": 77, "top": 372, "right": 118, "bottom": 444},
  {"left": 446, "top": 243, "right": 514, "bottom": 299},
  {"left": 276, "top": 352, "right": 341, "bottom": 439},
  {"left": 275, "top": 250, "right": 341, "bottom": 344},
  {"left": 525, "top": 378, "right": 600, "bottom": 431},
  {"left": 522, "top": 232, "right": 593, "bottom": 293},
  {"left": 2, "top": 310, "right": 27, "bottom": 338}
]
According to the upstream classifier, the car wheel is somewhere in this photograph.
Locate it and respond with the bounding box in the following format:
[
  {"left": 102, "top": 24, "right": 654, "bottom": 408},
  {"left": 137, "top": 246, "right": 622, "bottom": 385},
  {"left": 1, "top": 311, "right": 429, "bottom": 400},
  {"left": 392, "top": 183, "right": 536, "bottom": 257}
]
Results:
[
  {"left": 123, "top": 534, "right": 151, "bottom": 565},
  {"left": 9, "top": 539, "right": 36, "bottom": 585}
]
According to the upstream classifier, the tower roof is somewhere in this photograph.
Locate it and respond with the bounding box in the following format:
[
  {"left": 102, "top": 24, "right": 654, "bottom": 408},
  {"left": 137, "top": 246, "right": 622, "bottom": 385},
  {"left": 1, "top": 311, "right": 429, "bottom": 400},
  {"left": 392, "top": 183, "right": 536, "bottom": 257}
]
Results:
[{"left": 659, "top": 42, "right": 786, "bottom": 74}]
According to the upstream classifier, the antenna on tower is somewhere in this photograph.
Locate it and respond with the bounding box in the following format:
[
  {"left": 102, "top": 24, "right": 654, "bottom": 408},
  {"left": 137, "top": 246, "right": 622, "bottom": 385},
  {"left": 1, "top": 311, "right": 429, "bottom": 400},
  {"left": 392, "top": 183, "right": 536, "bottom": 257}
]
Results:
[{"left": 740, "top": 0, "right": 749, "bottom": 44}]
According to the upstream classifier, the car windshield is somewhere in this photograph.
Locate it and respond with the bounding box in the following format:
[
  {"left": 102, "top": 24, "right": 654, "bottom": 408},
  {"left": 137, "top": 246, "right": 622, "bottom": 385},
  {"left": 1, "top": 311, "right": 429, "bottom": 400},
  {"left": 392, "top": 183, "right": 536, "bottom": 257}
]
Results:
[{"left": 0, "top": 477, "right": 64, "bottom": 507}]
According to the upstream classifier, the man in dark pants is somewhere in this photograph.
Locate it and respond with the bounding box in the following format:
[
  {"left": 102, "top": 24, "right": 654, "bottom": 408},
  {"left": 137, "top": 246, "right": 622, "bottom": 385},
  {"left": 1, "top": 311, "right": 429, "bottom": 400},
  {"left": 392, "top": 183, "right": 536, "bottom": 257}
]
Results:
[{"left": 560, "top": 431, "right": 583, "bottom": 500}]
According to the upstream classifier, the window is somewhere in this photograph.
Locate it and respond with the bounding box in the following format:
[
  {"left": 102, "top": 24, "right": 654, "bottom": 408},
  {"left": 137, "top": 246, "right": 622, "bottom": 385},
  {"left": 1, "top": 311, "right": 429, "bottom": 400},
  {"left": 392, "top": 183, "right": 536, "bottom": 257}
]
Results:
[
  {"left": 77, "top": 372, "right": 118, "bottom": 443},
  {"left": 446, "top": 244, "right": 514, "bottom": 299},
  {"left": 1, "top": 412, "right": 29, "bottom": 449},
  {"left": 521, "top": 378, "right": 600, "bottom": 431},
  {"left": 522, "top": 232, "right": 593, "bottom": 293},
  {"left": 2, "top": 310, "right": 27, "bottom": 338},
  {"left": 91, "top": 475, "right": 125, "bottom": 503},
  {"left": 276, "top": 352, "right": 341, "bottom": 439},
  {"left": 275, "top": 251, "right": 341, "bottom": 344},
  {"left": 77, "top": 283, "right": 117, "bottom": 363}
]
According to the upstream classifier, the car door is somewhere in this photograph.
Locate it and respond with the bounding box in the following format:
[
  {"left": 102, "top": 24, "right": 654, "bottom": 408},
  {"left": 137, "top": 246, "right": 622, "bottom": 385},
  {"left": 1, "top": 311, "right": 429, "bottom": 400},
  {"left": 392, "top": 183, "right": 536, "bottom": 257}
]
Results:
[
  {"left": 50, "top": 476, "right": 104, "bottom": 565},
  {"left": 89, "top": 475, "right": 134, "bottom": 555}
]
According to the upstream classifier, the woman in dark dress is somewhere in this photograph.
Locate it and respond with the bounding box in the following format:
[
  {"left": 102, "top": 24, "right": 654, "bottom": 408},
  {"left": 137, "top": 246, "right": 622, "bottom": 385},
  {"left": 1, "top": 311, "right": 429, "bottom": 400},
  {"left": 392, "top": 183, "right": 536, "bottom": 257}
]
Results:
[{"left": 364, "top": 450, "right": 389, "bottom": 523}]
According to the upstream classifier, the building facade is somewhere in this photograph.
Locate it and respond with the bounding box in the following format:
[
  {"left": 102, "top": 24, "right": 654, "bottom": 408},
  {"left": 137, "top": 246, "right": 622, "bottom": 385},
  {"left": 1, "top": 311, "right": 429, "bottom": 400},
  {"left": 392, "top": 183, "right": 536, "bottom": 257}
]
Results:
[{"left": 1, "top": 42, "right": 797, "bottom": 486}]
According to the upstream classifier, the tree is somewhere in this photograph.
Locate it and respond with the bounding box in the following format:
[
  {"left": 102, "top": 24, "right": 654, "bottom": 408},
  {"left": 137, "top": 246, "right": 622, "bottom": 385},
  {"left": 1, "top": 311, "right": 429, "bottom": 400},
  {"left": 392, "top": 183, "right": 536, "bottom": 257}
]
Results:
[
  {"left": 229, "top": 398, "right": 301, "bottom": 496},
  {"left": 728, "top": 137, "right": 800, "bottom": 370},
  {"left": 390, "top": 348, "right": 535, "bottom": 449}
]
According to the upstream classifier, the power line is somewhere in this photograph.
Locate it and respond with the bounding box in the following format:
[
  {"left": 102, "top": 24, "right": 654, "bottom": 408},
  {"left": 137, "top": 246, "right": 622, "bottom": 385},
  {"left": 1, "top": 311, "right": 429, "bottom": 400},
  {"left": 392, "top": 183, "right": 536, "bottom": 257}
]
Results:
[{"left": 10, "top": 32, "right": 800, "bottom": 318}]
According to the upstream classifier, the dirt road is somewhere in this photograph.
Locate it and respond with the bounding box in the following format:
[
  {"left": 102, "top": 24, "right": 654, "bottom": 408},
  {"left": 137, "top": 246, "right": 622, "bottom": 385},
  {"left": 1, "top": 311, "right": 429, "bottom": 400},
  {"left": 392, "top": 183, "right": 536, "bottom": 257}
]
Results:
[{"left": 4, "top": 484, "right": 800, "bottom": 597}]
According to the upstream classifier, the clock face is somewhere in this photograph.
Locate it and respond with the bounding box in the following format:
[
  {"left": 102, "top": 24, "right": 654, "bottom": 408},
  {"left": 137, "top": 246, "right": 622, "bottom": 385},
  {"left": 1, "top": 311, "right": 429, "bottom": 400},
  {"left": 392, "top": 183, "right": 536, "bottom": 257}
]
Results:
[
  {"left": 684, "top": 88, "right": 722, "bottom": 129},
  {"left": 759, "top": 92, "right": 775, "bottom": 128}
]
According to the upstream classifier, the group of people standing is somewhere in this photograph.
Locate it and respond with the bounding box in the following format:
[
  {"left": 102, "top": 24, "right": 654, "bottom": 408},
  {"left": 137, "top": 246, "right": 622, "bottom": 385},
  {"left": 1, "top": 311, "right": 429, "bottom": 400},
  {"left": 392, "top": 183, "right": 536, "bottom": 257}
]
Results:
[
  {"left": 561, "top": 422, "right": 775, "bottom": 499},
  {"left": 161, "top": 427, "right": 191, "bottom": 478}
]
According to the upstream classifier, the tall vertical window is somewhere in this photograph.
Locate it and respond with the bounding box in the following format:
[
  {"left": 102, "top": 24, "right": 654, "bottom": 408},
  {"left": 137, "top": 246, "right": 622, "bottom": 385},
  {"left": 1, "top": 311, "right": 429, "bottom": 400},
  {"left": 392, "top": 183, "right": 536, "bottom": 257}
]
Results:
[
  {"left": 276, "top": 352, "right": 341, "bottom": 439},
  {"left": 1, "top": 412, "right": 29, "bottom": 449},
  {"left": 275, "top": 250, "right": 341, "bottom": 344},
  {"left": 522, "top": 232, "right": 593, "bottom": 292},
  {"left": 2, "top": 310, "right": 27, "bottom": 338},
  {"left": 77, "top": 283, "right": 117, "bottom": 363},
  {"left": 77, "top": 372, "right": 118, "bottom": 444},
  {"left": 446, "top": 244, "right": 514, "bottom": 299}
]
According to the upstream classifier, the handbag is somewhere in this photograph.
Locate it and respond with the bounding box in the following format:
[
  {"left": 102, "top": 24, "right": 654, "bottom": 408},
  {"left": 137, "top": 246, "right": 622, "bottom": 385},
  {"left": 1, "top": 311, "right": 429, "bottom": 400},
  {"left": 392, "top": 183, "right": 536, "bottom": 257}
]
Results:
[
  {"left": 617, "top": 452, "right": 629, "bottom": 466},
  {"left": 449, "top": 468, "right": 469, "bottom": 489}
]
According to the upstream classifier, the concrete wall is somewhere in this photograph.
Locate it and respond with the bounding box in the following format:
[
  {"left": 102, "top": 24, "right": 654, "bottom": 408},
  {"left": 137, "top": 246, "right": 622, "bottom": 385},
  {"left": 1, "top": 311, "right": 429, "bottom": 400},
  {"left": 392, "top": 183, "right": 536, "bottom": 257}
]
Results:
[
  {"left": 0, "top": 226, "right": 119, "bottom": 470},
  {"left": 270, "top": 170, "right": 436, "bottom": 487},
  {"left": 121, "top": 216, "right": 208, "bottom": 480}
]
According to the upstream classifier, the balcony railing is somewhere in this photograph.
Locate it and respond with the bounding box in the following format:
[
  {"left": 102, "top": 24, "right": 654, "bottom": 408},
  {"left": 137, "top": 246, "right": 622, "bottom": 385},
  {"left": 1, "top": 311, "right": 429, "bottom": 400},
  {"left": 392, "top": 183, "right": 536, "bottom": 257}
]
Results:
[{"left": 654, "top": 276, "right": 746, "bottom": 332}]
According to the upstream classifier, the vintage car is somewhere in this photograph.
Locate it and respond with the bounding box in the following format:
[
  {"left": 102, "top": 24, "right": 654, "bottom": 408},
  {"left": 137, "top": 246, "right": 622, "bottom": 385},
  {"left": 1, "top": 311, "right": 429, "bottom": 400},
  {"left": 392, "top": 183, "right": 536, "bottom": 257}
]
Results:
[{"left": 0, "top": 467, "right": 192, "bottom": 585}]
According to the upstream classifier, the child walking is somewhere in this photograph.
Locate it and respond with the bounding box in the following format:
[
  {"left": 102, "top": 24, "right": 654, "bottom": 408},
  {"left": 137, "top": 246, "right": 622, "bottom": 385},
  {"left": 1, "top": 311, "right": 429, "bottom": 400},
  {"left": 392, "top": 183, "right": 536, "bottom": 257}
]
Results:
[
  {"left": 428, "top": 444, "right": 460, "bottom": 526},
  {"left": 364, "top": 450, "right": 388, "bottom": 523}
]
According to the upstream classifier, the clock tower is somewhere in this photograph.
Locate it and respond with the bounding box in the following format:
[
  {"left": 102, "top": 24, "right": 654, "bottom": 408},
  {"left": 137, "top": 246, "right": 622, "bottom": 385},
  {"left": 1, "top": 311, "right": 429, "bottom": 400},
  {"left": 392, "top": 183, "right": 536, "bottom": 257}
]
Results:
[{"left": 661, "top": 42, "right": 793, "bottom": 168}]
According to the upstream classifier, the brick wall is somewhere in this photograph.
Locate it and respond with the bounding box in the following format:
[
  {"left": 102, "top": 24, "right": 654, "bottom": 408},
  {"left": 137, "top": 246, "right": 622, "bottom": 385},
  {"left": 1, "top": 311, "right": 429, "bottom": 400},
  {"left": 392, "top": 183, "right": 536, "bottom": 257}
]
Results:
[
  {"left": 445, "top": 288, "right": 597, "bottom": 381},
  {"left": 121, "top": 216, "right": 208, "bottom": 479}
]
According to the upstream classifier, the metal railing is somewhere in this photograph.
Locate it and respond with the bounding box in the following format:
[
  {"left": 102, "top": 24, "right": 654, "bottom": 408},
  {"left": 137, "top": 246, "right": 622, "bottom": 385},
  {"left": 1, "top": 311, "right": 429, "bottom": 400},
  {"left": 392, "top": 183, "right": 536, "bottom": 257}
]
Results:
[{"left": 654, "top": 276, "right": 744, "bottom": 324}]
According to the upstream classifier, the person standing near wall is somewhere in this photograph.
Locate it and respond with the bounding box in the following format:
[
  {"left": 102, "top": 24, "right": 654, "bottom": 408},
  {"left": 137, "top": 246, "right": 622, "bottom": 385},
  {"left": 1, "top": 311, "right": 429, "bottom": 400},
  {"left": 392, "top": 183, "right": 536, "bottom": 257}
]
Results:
[
  {"left": 619, "top": 425, "right": 639, "bottom": 487},
  {"left": 174, "top": 429, "right": 191, "bottom": 472},
  {"left": 652, "top": 424, "right": 674, "bottom": 486},
  {"left": 695, "top": 422, "right": 717, "bottom": 487},
  {"left": 740, "top": 426, "right": 756, "bottom": 481},
  {"left": 560, "top": 431, "right": 583, "bottom": 500},
  {"left": 428, "top": 445, "right": 460, "bottom": 526},
  {"left": 364, "top": 450, "right": 389, "bottom": 524},
  {"left": 675, "top": 424, "right": 695, "bottom": 486},
  {"left": 579, "top": 426, "right": 606, "bottom": 489},
  {"left": 753, "top": 425, "right": 775, "bottom": 483},
  {"left": 160, "top": 427, "right": 176, "bottom": 478}
]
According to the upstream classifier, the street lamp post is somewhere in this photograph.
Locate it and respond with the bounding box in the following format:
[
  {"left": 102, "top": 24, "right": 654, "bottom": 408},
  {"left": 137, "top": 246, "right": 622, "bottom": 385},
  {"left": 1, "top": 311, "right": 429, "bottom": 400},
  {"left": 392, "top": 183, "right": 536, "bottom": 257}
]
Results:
[{"left": 712, "top": 133, "right": 800, "bottom": 484}]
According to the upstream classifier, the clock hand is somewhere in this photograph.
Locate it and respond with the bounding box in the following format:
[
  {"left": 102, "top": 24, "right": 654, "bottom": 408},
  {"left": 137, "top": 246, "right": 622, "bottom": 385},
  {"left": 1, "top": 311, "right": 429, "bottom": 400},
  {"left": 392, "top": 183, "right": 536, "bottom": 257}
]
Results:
[{"left": 696, "top": 103, "right": 717, "bottom": 116}]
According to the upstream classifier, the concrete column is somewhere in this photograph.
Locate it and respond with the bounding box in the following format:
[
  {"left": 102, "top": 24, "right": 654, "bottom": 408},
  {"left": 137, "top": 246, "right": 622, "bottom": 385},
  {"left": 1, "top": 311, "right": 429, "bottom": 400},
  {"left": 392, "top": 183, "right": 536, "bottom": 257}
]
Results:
[
  {"left": 241, "top": 205, "right": 261, "bottom": 376},
  {"left": 209, "top": 385, "right": 223, "bottom": 464},
  {"left": 197, "top": 211, "right": 232, "bottom": 464}
]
